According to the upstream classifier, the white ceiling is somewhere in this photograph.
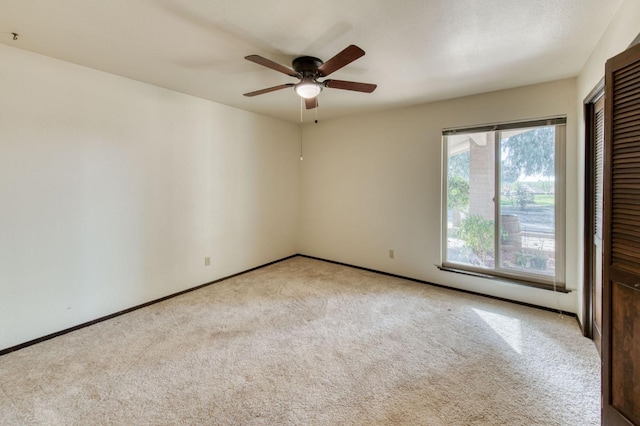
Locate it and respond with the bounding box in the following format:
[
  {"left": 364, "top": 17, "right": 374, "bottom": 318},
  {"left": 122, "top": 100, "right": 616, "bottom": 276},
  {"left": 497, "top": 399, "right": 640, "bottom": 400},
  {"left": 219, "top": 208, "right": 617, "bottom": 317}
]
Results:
[{"left": 0, "top": 0, "right": 623, "bottom": 123}]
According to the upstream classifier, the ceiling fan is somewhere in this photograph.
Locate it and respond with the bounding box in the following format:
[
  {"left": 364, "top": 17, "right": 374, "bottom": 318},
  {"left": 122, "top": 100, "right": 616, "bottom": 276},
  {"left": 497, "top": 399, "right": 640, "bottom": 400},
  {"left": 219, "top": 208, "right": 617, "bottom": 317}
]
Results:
[{"left": 243, "top": 45, "right": 377, "bottom": 109}]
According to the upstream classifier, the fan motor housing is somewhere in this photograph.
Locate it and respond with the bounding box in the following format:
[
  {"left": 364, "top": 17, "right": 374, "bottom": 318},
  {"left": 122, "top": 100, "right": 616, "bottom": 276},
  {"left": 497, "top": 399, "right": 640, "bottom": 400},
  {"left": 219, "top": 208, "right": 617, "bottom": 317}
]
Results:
[{"left": 292, "top": 56, "right": 323, "bottom": 74}]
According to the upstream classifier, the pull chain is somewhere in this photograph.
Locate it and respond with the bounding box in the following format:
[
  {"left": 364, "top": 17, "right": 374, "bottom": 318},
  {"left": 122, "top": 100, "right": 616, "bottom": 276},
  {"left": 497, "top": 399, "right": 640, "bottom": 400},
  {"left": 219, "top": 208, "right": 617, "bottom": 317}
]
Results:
[
  {"left": 315, "top": 98, "right": 318, "bottom": 123},
  {"left": 299, "top": 124, "right": 303, "bottom": 161},
  {"left": 300, "top": 97, "right": 303, "bottom": 122}
]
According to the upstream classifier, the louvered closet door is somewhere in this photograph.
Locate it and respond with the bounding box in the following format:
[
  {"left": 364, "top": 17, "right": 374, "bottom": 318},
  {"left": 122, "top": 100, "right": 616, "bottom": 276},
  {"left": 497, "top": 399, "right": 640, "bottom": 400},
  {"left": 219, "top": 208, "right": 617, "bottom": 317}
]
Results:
[{"left": 603, "top": 42, "right": 640, "bottom": 426}]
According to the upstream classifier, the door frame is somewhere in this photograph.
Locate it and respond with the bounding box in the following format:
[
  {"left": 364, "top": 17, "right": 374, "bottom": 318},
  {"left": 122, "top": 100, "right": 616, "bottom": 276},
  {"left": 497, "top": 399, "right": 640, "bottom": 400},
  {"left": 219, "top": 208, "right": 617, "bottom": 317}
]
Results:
[{"left": 583, "top": 78, "right": 604, "bottom": 341}]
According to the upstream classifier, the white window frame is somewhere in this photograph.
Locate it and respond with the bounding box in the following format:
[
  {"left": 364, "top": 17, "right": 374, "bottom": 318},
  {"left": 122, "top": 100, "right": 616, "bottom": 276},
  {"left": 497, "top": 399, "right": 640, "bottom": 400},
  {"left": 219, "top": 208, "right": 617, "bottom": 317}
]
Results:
[{"left": 440, "top": 117, "right": 566, "bottom": 291}]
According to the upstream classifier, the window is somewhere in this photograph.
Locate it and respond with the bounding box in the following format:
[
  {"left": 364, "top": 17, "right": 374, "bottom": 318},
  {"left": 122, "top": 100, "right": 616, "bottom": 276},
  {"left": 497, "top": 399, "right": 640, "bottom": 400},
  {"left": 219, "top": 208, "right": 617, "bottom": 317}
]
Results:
[{"left": 442, "top": 118, "right": 566, "bottom": 290}]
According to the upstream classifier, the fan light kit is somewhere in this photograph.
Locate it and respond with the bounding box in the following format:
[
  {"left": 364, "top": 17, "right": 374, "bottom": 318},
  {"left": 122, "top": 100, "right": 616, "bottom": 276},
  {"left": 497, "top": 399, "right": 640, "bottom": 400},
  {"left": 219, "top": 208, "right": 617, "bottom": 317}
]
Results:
[
  {"left": 295, "top": 81, "right": 321, "bottom": 99},
  {"left": 243, "top": 45, "right": 376, "bottom": 110}
]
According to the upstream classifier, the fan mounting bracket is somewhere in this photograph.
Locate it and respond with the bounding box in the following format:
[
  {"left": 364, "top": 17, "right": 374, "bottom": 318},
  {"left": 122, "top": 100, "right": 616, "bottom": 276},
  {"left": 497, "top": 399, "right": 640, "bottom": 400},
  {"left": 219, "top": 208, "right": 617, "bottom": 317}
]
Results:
[{"left": 292, "top": 56, "right": 323, "bottom": 75}]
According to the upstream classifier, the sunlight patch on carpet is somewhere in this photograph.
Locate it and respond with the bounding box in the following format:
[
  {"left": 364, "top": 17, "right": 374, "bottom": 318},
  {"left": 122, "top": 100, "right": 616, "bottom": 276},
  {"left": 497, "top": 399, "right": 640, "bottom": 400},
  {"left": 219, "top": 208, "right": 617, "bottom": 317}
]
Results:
[{"left": 472, "top": 308, "right": 523, "bottom": 354}]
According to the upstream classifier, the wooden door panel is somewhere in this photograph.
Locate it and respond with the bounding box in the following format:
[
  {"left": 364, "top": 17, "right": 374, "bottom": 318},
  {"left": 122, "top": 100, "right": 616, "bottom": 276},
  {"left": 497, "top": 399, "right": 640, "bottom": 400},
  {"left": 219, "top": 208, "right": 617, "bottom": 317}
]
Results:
[
  {"left": 611, "top": 281, "right": 640, "bottom": 424},
  {"left": 603, "top": 41, "right": 640, "bottom": 425}
]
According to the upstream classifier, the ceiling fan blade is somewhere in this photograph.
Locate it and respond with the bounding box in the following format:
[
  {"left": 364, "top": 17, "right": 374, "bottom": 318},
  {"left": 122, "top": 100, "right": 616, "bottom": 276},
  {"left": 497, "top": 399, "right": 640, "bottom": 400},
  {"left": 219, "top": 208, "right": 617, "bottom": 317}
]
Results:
[
  {"left": 317, "top": 45, "right": 365, "bottom": 77},
  {"left": 245, "top": 55, "right": 297, "bottom": 77},
  {"left": 243, "top": 83, "right": 294, "bottom": 97},
  {"left": 305, "top": 97, "right": 318, "bottom": 110},
  {"left": 325, "top": 79, "right": 377, "bottom": 93}
]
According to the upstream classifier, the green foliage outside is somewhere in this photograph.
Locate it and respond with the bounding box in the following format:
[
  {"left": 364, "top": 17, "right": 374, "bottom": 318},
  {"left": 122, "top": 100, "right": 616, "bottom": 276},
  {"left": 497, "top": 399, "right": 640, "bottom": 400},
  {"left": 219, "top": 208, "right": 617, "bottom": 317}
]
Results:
[
  {"left": 535, "top": 179, "right": 554, "bottom": 194},
  {"left": 516, "top": 243, "right": 549, "bottom": 270},
  {"left": 447, "top": 175, "right": 470, "bottom": 211},
  {"left": 533, "top": 194, "right": 554, "bottom": 206},
  {"left": 513, "top": 182, "right": 534, "bottom": 210},
  {"left": 500, "top": 184, "right": 555, "bottom": 207},
  {"left": 500, "top": 194, "right": 554, "bottom": 207},
  {"left": 458, "top": 214, "right": 494, "bottom": 264},
  {"left": 448, "top": 151, "right": 470, "bottom": 180},
  {"left": 501, "top": 127, "right": 555, "bottom": 183}
]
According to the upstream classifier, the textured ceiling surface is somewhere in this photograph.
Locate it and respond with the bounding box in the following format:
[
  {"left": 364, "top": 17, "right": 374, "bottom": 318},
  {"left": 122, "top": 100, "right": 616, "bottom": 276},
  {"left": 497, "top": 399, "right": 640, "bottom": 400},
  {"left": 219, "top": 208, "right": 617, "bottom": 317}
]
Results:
[{"left": 0, "top": 0, "right": 623, "bottom": 122}]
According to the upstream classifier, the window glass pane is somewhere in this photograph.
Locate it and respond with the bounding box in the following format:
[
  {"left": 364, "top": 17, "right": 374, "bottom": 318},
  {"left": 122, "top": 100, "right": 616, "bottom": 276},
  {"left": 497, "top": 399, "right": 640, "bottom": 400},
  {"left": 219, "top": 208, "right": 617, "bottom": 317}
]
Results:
[
  {"left": 442, "top": 120, "right": 564, "bottom": 288},
  {"left": 498, "top": 126, "right": 555, "bottom": 277},
  {"left": 446, "top": 132, "right": 495, "bottom": 269}
]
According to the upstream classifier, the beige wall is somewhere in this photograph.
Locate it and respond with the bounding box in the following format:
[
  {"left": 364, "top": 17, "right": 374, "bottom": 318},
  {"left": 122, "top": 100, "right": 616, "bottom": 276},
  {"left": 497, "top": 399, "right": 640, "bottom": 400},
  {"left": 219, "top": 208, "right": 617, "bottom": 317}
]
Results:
[
  {"left": 3, "top": 0, "right": 639, "bottom": 350},
  {"left": 0, "top": 45, "right": 300, "bottom": 351},
  {"left": 299, "top": 0, "right": 640, "bottom": 325},
  {"left": 299, "top": 79, "right": 579, "bottom": 313}
]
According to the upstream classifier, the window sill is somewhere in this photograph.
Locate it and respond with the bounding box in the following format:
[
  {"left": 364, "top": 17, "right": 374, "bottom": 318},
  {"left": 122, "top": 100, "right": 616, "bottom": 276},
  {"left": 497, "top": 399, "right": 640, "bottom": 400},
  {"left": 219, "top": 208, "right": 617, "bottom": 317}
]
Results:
[{"left": 437, "top": 265, "right": 570, "bottom": 293}]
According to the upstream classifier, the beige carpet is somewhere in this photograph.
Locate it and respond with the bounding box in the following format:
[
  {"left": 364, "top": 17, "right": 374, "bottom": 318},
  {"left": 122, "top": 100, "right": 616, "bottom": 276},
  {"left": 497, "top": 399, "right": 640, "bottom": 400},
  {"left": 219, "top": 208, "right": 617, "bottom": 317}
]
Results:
[{"left": 0, "top": 256, "right": 600, "bottom": 425}]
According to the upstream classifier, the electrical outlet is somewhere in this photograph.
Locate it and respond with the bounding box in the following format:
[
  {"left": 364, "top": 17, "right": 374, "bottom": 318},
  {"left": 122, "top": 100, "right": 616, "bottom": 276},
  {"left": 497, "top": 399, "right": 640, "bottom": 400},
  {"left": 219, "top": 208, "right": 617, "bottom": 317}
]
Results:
[
  {"left": 204, "top": 257, "right": 211, "bottom": 266},
  {"left": 389, "top": 249, "right": 395, "bottom": 259}
]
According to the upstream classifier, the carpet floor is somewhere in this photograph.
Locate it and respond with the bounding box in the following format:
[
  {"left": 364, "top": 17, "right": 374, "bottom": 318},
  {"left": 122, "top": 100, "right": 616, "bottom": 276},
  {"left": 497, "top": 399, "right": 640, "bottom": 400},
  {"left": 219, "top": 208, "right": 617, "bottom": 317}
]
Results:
[{"left": 0, "top": 256, "right": 600, "bottom": 425}]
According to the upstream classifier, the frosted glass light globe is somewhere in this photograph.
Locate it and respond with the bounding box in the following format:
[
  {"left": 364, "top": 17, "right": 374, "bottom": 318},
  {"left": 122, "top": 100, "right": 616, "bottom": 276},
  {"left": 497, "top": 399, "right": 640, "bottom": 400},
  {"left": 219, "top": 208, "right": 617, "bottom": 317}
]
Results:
[{"left": 295, "top": 83, "right": 321, "bottom": 99}]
